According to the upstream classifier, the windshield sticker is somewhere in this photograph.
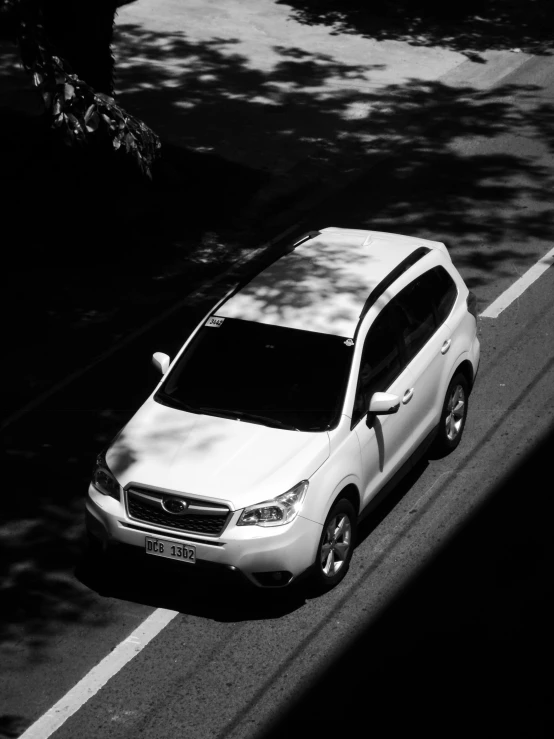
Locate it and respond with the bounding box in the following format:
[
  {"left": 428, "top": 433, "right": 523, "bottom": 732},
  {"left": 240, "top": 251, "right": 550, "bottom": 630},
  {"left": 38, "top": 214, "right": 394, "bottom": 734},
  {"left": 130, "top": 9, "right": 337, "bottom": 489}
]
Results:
[
  {"left": 206, "top": 316, "right": 225, "bottom": 328},
  {"left": 344, "top": 339, "right": 354, "bottom": 347}
]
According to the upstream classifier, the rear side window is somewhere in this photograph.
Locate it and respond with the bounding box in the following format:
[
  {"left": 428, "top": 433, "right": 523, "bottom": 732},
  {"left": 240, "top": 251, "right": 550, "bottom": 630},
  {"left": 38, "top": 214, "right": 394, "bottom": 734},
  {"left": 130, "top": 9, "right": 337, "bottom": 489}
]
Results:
[
  {"left": 350, "top": 265, "right": 459, "bottom": 423},
  {"left": 391, "top": 267, "right": 458, "bottom": 364},
  {"left": 430, "top": 266, "right": 458, "bottom": 324},
  {"left": 392, "top": 278, "right": 436, "bottom": 363}
]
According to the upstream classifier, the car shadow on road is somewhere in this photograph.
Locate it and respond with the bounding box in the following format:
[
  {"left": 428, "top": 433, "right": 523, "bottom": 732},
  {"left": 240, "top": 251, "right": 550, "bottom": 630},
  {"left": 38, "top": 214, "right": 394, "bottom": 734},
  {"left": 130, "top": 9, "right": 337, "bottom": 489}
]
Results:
[{"left": 76, "top": 548, "right": 309, "bottom": 621}]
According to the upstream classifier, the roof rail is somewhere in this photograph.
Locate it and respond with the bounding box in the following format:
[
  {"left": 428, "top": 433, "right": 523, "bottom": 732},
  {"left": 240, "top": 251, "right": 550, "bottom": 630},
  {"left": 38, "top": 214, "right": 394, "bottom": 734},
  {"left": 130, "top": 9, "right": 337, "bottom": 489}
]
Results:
[
  {"left": 358, "top": 246, "right": 430, "bottom": 322},
  {"left": 291, "top": 230, "right": 321, "bottom": 248}
]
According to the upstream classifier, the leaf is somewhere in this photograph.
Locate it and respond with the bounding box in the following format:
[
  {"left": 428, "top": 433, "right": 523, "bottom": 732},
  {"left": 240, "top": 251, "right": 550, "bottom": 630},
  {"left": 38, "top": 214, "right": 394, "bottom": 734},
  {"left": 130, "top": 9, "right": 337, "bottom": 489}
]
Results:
[
  {"left": 96, "top": 92, "right": 115, "bottom": 104},
  {"left": 64, "top": 83, "right": 75, "bottom": 100},
  {"left": 52, "top": 97, "right": 61, "bottom": 116},
  {"left": 84, "top": 104, "right": 95, "bottom": 122},
  {"left": 66, "top": 112, "right": 83, "bottom": 131},
  {"left": 33, "top": 72, "right": 43, "bottom": 86},
  {"left": 124, "top": 132, "right": 136, "bottom": 153},
  {"left": 113, "top": 137, "right": 121, "bottom": 150},
  {"left": 85, "top": 111, "right": 99, "bottom": 132},
  {"left": 101, "top": 113, "right": 114, "bottom": 126}
]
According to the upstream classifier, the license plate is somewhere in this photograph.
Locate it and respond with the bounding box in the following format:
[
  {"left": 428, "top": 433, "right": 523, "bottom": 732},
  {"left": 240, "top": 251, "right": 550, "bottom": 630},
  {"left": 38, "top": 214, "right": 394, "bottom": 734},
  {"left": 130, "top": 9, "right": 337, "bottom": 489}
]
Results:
[{"left": 145, "top": 536, "right": 196, "bottom": 564}]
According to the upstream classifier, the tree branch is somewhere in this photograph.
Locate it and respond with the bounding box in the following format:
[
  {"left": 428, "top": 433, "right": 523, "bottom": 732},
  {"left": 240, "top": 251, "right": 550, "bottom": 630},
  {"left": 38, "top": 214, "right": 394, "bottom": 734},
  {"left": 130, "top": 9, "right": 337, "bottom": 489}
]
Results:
[{"left": 9, "top": 0, "right": 161, "bottom": 177}]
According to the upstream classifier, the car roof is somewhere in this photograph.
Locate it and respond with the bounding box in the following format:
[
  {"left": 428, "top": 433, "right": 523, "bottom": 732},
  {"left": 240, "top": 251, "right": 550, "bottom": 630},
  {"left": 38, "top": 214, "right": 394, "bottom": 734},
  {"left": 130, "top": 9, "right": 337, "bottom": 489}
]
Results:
[{"left": 218, "top": 227, "right": 447, "bottom": 337}]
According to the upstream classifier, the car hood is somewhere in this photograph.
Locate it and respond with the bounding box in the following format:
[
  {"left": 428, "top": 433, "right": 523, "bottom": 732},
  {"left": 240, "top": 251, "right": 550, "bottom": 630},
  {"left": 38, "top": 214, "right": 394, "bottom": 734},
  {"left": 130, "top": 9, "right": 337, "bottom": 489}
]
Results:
[{"left": 106, "top": 398, "right": 330, "bottom": 509}]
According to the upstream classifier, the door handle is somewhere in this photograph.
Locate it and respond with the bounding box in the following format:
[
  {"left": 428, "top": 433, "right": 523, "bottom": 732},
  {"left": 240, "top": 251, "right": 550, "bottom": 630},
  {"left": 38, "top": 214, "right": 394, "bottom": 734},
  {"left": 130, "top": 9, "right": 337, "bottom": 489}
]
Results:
[
  {"left": 402, "top": 388, "right": 414, "bottom": 404},
  {"left": 441, "top": 339, "right": 452, "bottom": 355}
]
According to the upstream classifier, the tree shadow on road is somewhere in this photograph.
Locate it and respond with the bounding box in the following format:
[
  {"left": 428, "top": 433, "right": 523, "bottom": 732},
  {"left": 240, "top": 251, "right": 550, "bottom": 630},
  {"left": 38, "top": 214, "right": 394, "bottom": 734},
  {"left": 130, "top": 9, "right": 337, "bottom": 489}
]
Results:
[
  {"left": 2, "top": 19, "right": 554, "bottom": 417},
  {"left": 278, "top": 0, "right": 554, "bottom": 58},
  {"left": 111, "top": 23, "right": 554, "bottom": 288},
  {"left": 2, "top": 14, "right": 554, "bottom": 661}
]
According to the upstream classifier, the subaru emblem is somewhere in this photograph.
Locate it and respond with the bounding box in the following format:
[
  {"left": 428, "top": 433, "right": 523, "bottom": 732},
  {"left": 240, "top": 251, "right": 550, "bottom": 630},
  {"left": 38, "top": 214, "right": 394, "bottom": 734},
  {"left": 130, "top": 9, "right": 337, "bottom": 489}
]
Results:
[{"left": 162, "top": 497, "right": 188, "bottom": 515}]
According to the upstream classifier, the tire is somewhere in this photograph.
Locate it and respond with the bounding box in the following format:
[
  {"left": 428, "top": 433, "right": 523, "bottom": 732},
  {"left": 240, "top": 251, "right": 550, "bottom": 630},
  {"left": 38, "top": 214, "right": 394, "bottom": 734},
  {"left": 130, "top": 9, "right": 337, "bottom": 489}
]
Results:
[
  {"left": 311, "top": 498, "right": 357, "bottom": 593},
  {"left": 432, "top": 372, "right": 469, "bottom": 457}
]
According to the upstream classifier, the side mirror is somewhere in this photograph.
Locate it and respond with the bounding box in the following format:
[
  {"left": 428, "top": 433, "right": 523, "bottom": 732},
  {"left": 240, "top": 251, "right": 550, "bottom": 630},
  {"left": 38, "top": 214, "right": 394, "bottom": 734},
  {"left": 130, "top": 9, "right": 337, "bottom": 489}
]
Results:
[
  {"left": 152, "top": 351, "right": 170, "bottom": 375},
  {"left": 368, "top": 392, "right": 400, "bottom": 415}
]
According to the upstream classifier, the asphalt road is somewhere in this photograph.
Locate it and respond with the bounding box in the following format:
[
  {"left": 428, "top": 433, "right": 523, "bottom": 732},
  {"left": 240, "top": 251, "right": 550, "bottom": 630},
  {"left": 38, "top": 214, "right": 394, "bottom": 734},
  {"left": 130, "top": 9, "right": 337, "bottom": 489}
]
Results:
[{"left": 2, "top": 55, "right": 554, "bottom": 739}]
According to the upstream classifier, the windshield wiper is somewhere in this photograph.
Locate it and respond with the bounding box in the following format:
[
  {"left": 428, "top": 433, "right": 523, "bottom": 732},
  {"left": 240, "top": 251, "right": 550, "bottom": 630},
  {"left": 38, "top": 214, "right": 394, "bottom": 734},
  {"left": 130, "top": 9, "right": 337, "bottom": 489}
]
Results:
[
  {"left": 234, "top": 411, "right": 299, "bottom": 431},
  {"left": 155, "top": 393, "right": 201, "bottom": 413},
  {"left": 198, "top": 407, "right": 298, "bottom": 431}
]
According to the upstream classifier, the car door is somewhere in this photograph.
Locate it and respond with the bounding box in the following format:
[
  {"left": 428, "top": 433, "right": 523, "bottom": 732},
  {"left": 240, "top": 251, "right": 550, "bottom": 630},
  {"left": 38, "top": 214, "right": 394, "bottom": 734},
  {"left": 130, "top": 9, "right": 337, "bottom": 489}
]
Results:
[
  {"left": 352, "top": 301, "right": 416, "bottom": 509},
  {"left": 392, "top": 267, "right": 458, "bottom": 446}
]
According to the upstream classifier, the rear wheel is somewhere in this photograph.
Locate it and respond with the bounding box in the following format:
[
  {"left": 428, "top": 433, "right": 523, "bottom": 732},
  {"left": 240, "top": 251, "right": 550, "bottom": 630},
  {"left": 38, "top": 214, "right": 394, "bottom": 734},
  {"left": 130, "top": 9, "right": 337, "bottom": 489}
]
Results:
[
  {"left": 432, "top": 373, "right": 469, "bottom": 456},
  {"left": 311, "top": 499, "right": 356, "bottom": 592}
]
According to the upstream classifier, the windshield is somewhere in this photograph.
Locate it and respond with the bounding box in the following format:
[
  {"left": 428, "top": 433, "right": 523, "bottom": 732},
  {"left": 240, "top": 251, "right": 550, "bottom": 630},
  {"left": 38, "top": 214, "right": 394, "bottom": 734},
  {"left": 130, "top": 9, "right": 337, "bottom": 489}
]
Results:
[{"left": 155, "top": 318, "right": 354, "bottom": 432}]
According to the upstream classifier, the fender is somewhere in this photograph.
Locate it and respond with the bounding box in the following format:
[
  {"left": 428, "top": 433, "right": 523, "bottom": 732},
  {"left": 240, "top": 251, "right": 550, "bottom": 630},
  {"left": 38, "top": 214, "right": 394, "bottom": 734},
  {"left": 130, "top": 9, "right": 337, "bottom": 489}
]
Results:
[{"left": 302, "top": 420, "right": 362, "bottom": 525}]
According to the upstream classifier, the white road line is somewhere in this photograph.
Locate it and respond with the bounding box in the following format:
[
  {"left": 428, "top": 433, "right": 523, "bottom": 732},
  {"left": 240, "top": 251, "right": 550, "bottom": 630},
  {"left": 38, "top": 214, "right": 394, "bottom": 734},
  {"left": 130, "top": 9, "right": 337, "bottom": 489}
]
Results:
[
  {"left": 19, "top": 608, "right": 179, "bottom": 739},
  {"left": 480, "top": 246, "right": 554, "bottom": 318}
]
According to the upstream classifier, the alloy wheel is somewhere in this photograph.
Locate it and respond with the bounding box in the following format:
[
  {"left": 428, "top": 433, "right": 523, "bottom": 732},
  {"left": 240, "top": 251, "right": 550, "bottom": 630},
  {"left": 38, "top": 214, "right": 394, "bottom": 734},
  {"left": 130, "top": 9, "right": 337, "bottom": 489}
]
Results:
[
  {"left": 320, "top": 513, "right": 352, "bottom": 577},
  {"left": 445, "top": 384, "right": 466, "bottom": 441}
]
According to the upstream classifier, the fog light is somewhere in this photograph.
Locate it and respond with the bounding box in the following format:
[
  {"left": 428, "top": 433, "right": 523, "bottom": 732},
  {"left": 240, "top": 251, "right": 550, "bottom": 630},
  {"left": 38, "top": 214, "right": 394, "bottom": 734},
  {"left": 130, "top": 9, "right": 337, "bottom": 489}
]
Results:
[{"left": 252, "top": 571, "right": 293, "bottom": 587}]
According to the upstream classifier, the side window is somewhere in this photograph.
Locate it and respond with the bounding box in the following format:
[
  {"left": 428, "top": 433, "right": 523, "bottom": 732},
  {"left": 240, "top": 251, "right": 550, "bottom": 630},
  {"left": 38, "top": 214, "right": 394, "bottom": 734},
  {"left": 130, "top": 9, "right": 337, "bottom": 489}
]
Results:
[
  {"left": 351, "top": 266, "right": 459, "bottom": 425},
  {"left": 394, "top": 276, "right": 436, "bottom": 364},
  {"left": 393, "top": 267, "right": 458, "bottom": 364},
  {"left": 352, "top": 305, "right": 403, "bottom": 425}
]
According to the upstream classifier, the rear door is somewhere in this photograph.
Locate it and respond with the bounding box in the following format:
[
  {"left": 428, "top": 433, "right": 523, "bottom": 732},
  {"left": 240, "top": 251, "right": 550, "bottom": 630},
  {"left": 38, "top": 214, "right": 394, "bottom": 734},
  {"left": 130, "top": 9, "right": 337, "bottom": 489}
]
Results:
[
  {"left": 391, "top": 266, "right": 458, "bottom": 445},
  {"left": 352, "top": 266, "right": 461, "bottom": 510}
]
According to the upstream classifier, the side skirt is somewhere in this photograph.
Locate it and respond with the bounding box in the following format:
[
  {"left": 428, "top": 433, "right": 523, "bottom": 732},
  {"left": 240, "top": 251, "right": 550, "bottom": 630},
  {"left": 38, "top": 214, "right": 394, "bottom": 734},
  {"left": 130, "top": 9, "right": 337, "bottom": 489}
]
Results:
[{"left": 358, "top": 425, "right": 438, "bottom": 524}]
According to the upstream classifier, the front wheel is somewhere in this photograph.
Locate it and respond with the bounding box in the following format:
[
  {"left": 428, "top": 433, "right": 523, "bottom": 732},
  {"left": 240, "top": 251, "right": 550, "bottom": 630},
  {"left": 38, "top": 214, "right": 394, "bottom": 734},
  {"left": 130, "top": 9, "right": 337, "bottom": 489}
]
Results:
[
  {"left": 432, "top": 373, "right": 469, "bottom": 457},
  {"left": 311, "top": 499, "right": 357, "bottom": 593}
]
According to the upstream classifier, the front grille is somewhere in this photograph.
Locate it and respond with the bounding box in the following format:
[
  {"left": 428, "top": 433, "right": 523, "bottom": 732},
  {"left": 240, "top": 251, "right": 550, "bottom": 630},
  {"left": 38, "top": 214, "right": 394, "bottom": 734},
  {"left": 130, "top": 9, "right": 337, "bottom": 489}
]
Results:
[{"left": 126, "top": 486, "right": 231, "bottom": 537}]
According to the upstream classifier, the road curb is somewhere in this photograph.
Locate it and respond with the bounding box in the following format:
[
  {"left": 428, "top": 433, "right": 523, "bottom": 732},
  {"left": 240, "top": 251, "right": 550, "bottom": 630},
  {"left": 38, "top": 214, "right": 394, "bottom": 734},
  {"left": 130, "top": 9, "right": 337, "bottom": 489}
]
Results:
[{"left": 440, "top": 49, "right": 534, "bottom": 90}]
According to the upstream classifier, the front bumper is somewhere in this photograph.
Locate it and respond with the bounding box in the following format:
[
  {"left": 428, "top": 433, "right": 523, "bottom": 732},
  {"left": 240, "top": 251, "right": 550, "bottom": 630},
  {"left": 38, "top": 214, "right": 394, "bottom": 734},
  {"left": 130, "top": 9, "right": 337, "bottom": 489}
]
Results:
[{"left": 86, "top": 485, "right": 322, "bottom": 587}]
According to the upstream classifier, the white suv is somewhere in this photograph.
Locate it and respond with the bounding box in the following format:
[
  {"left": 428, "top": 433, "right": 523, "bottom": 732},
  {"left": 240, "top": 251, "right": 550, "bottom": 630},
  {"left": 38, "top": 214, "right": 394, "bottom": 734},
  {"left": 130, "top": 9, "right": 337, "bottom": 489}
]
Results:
[{"left": 87, "top": 228, "right": 480, "bottom": 591}]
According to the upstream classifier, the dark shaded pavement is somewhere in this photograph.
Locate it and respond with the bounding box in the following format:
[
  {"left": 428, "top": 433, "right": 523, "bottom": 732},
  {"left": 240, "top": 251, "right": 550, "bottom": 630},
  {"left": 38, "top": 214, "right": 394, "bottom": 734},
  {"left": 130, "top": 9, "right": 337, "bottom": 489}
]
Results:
[{"left": 256, "top": 423, "right": 554, "bottom": 739}]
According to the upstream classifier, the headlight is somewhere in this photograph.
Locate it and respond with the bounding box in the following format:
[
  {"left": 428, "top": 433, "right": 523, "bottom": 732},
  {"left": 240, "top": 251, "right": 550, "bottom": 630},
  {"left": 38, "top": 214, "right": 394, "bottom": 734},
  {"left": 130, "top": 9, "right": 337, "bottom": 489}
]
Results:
[
  {"left": 91, "top": 450, "right": 121, "bottom": 500},
  {"left": 237, "top": 481, "right": 309, "bottom": 527}
]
